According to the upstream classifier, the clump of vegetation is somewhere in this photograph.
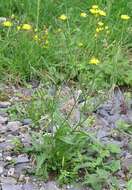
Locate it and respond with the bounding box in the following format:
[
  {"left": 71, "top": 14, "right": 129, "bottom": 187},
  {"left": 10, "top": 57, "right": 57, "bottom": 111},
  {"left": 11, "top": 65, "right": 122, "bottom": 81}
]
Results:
[
  {"left": 26, "top": 124, "right": 122, "bottom": 190},
  {"left": 0, "top": 0, "right": 132, "bottom": 190},
  {"left": 0, "top": 0, "right": 132, "bottom": 90}
]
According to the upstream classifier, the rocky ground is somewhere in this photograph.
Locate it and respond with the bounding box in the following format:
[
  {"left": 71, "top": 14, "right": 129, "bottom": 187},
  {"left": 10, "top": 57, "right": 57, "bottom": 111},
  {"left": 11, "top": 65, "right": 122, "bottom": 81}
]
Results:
[{"left": 0, "top": 84, "right": 132, "bottom": 190}]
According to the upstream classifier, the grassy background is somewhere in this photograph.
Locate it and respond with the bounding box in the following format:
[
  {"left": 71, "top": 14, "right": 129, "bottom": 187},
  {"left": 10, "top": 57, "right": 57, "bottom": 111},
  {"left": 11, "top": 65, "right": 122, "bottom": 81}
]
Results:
[{"left": 0, "top": 0, "right": 132, "bottom": 90}]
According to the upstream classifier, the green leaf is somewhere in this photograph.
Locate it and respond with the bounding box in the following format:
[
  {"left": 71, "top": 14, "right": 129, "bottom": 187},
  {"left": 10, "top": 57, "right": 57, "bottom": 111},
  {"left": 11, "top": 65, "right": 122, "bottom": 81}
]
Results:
[
  {"left": 96, "top": 168, "right": 110, "bottom": 180},
  {"left": 127, "top": 180, "right": 132, "bottom": 190},
  {"left": 105, "top": 160, "right": 121, "bottom": 172},
  {"left": 84, "top": 174, "right": 102, "bottom": 190},
  {"left": 107, "top": 144, "right": 121, "bottom": 154}
]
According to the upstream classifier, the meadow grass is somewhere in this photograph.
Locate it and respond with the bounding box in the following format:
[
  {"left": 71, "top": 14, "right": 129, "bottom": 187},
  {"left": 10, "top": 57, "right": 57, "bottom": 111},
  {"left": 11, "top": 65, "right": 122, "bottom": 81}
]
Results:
[
  {"left": 1, "top": 1, "right": 132, "bottom": 189},
  {"left": 0, "top": 0, "right": 132, "bottom": 90}
]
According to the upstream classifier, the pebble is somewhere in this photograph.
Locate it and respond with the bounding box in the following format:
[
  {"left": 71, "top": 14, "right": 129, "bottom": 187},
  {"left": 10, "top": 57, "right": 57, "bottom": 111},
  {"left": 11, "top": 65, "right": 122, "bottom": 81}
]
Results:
[
  {"left": 0, "top": 116, "right": 8, "bottom": 124},
  {"left": 0, "top": 17, "right": 6, "bottom": 23},
  {"left": 5, "top": 156, "right": 12, "bottom": 161},
  {"left": 22, "top": 119, "right": 32, "bottom": 125},
  {"left": 122, "top": 155, "right": 132, "bottom": 171},
  {"left": 0, "top": 111, "right": 8, "bottom": 117},
  {"left": 15, "top": 155, "right": 29, "bottom": 164},
  {"left": 22, "top": 183, "right": 38, "bottom": 190},
  {"left": 0, "top": 124, "right": 7, "bottom": 134},
  {"left": 18, "top": 174, "right": 25, "bottom": 182},
  {"left": 44, "top": 181, "right": 61, "bottom": 190},
  {"left": 2, "top": 184, "right": 22, "bottom": 190},
  {"left": 0, "top": 102, "right": 11, "bottom": 108},
  {"left": 6, "top": 121, "right": 21, "bottom": 132},
  {"left": 0, "top": 166, "right": 4, "bottom": 174},
  {"left": 0, "top": 176, "right": 17, "bottom": 184},
  {"left": 8, "top": 168, "right": 15, "bottom": 176}
]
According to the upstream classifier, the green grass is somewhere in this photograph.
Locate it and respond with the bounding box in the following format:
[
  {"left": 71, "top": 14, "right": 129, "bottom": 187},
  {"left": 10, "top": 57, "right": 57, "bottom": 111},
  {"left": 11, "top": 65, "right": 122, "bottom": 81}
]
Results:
[
  {"left": 0, "top": 1, "right": 132, "bottom": 189},
  {"left": 0, "top": 0, "right": 132, "bottom": 90}
]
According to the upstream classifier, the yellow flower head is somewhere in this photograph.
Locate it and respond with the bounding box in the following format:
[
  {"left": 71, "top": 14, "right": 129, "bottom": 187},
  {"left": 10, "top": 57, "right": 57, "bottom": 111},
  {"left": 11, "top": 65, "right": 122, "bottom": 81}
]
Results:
[
  {"left": 44, "top": 29, "right": 48, "bottom": 35},
  {"left": 78, "top": 42, "right": 83, "bottom": 47},
  {"left": 17, "top": 26, "right": 21, "bottom": 31},
  {"left": 45, "top": 40, "right": 49, "bottom": 45},
  {"left": 33, "top": 34, "right": 39, "bottom": 41},
  {"left": 90, "top": 8, "right": 99, "bottom": 15},
  {"left": 105, "top": 26, "right": 109, "bottom": 30},
  {"left": 96, "top": 27, "right": 104, "bottom": 33},
  {"left": 11, "top": 14, "right": 15, "bottom": 19},
  {"left": 98, "top": 21, "right": 104, "bottom": 26},
  {"left": 58, "top": 14, "right": 67, "bottom": 21},
  {"left": 80, "top": 12, "right": 87, "bottom": 17},
  {"left": 121, "top": 14, "right": 130, "bottom": 20},
  {"left": 98, "top": 9, "right": 106, "bottom": 16},
  {"left": 106, "top": 30, "right": 110, "bottom": 34},
  {"left": 89, "top": 57, "right": 100, "bottom": 65},
  {"left": 92, "top": 5, "right": 99, "bottom": 9},
  {"left": 21, "top": 24, "right": 32, "bottom": 30},
  {"left": 3, "top": 21, "right": 13, "bottom": 27}
]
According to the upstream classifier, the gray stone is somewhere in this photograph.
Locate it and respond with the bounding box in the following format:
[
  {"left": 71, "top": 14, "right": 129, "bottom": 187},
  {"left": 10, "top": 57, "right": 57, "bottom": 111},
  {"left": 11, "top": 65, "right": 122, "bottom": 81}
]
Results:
[
  {"left": 23, "top": 183, "right": 38, "bottom": 190},
  {"left": 0, "top": 176, "right": 17, "bottom": 184},
  {"left": 22, "top": 119, "right": 32, "bottom": 125},
  {"left": 0, "top": 102, "right": 11, "bottom": 108},
  {"left": 6, "top": 121, "right": 21, "bottom": 132},
  {"left": 15, "top": 154, "right": 29, "bottom": 164},
  {"left": 15, "top": 163, "right": 32, "bottom": 175},
  {"left": 0, "top": 111, "right": 8, "bottom": 117},
  {"left": 0, "top": 116, "right": 8, "bottom": 124},
  {"left": 7, "top": 168, "right": 15, "bottom": 176},
  {"left": 97, "top": 128, "right": 110, "bottom": 139},
  {"left": 122, "top": 156, "right": 132, "bottom": 171},
  {"left": 5, "top": 156, "right": 12, "bottom": 161},
  {"left": 0, "top": 166, "right": 4, "bottom": 174},
  {"left": 0, "top": 17, "right": 6, "bottom": 23},
  {"left": 2, "top": 184, "right": 22, "bottom": 190},
  {"left": 0, "top": 136, "right": 6, "bottom": 143},
  {"left": 0, "top": 124, "right": 7, "bottom": 134},
  {"left": 44, "top": 181, "right": 60, "bottom": 190},
  {"left": 20, "top": 133, "right": 31, "bottom": 147},
  {"left": 66, "top": 184, "right": 84, "bottom": 190},
  {"left": 0, "top": 141, "right": 14, "bottom": 151}
]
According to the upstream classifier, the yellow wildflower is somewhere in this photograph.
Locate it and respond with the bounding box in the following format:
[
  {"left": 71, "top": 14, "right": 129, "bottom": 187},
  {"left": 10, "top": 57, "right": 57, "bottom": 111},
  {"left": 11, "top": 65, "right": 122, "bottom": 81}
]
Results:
[
  {"left": 98, "top": 9, "right": 106, "bottom": 16},
  {"left": 2, "top": 21, "right": 13, "bottom": 27},
  {"left": 58, "top": 14, "right": 67, "bottom": 21},
  {"left": 105, "top": 26, "right": 109, "bottom": 30},
  {"left": 45, "top": 29, "right": 48, "bottom": 35},
  {"left": 92, "top": 5, "right": 99, "bottom": 9},
  {"left": 90, "top": 8, "right": 99, "bottom": 15},
  {"left": 80, "top": 12, "right": 87, "bottom": 17},
  {"left": 45, "top": 40, "right": 49, "bottom": 45},
  {"left": 43, "top": 40, "right": 49, "bottom": 48},
  {"left": 98, "top": 21, "right": 104, "bottom": 26},
  {"left": 34, "top": 28, "right": 38, "bottom": 32},
  {"left": 78, "top": 42, "right": 83, "bottom": 47},
  {"left": 17, "top": 26, "right": 21, "bottom": 30},
  {"left": 21, "top": 24, "right": 32, "bottom": 30},
  {"left": 121, "top": 14, "right": 130, "bottom": 20},
  {"left": 106, "top": 30, "right": 110, "bottom": 34},
  {"left": 11, "top": 14, "right": 15, "bottom": 19},
  {"left": 96, "top": 27, "right": 104, "bottom": 33},
  {"left": 89, "top": 57, "right": 100, "bottom": 65},
  {"left": 34, "top": 34, "right": 39, "bottom": 41}
]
